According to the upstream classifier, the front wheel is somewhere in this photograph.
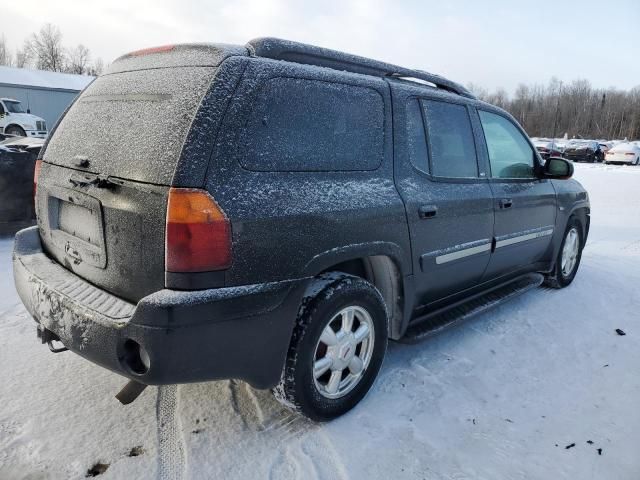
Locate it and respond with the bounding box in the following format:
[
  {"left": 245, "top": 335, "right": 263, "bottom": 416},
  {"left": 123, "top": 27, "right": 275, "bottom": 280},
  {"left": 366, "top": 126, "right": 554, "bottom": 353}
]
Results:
[
  {"left": 273, "top": 273, "right": 388, "bottom": 421},
  {"left": 544, "top": 217, "right": 584, "bottom": 288}
]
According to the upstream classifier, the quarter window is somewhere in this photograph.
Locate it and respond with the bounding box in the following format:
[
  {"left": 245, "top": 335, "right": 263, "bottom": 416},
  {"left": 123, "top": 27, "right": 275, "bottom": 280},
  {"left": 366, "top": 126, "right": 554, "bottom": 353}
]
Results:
[
  {"left": 479, "top": 110, "right": 536, "bottom": 179},
  {"left": 422, "top": 100, "right": 478, "bottom": 178},
  {"left": 239, "top": 77, "right": 384, "bottom": 172}
]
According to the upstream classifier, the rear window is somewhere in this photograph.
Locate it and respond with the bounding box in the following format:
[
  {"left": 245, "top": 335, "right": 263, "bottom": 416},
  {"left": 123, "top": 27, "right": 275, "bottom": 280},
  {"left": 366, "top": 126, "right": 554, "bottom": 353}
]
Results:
[
  {"left": 238, "top": 77, "right": 384, "bottom": 171},
  {"left": 44, "top": 67, "right": 217, "bottom": 185}
]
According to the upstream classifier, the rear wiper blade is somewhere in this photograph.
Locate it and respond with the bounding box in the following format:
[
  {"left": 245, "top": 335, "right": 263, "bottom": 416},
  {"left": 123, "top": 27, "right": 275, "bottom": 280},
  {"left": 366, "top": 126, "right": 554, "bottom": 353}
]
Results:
[{"left": 69, "top": 175, "right": 122, "bottom": 190}]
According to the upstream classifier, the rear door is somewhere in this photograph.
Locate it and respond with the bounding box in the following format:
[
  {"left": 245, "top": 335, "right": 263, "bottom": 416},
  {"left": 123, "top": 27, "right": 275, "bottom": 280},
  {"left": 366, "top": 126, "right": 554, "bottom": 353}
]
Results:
[
  {"left": 393, "top": 87, "right": 495, "bottom": 307},
  {"left": 36, "top": 47, "right": 237, "bottom": 302},
  {"left": 475, "top": 109, "right": 557, "bottom": 281}
]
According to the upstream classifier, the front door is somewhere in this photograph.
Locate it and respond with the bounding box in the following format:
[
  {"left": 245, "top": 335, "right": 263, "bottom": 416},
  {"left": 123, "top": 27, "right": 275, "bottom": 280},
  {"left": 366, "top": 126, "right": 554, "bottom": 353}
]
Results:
[
  {"left": 476, "top": 109, "right": 557, "bottom": 281},
  {"left": 394, "top": 91, "right": 495, "bottom": 307}
]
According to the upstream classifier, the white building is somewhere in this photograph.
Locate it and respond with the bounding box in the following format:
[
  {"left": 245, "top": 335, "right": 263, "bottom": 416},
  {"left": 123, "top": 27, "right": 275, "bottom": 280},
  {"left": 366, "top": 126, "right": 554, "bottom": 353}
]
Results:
[{"left": 0, "top": 66, "right": 94, "bottom": 130}]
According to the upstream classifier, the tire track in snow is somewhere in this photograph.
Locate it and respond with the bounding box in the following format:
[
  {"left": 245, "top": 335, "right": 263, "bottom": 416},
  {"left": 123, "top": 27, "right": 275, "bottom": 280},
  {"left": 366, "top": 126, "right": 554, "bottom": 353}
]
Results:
[{"left": 156, "top": 385, "right": 186, "bottom": 480}]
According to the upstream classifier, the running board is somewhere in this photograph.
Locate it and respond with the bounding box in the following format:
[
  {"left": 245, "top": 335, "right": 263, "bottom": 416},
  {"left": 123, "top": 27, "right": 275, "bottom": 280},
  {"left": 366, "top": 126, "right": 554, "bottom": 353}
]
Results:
[{"left": 401, "top": 273, "right": 544, "bottom": 344}]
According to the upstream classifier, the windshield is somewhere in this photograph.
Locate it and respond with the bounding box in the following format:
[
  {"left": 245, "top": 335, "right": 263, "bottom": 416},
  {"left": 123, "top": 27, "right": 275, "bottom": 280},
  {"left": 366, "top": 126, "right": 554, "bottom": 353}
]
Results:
[{"left": 4, "top": 100, "right": 26, "bottom": 114}]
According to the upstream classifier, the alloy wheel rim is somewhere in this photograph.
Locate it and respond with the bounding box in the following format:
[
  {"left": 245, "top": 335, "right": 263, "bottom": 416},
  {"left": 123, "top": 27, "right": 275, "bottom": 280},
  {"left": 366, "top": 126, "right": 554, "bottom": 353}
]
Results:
[
  {"left": 561, "top": 227, "right": 579, "bottom": 277},
  {"left": 312, "top": 305, "right": 375, "bottom": 400}
]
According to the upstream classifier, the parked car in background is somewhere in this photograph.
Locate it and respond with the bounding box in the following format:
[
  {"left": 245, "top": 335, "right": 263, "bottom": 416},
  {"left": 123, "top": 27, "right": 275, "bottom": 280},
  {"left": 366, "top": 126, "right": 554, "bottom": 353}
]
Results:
[
  {"left": 563, "top": 140, "right": 603, "bottom": 163},
  {"left": 0, "top": 136, "right": 45, "bottom": 155},
  {"left": 533, "top": 138, "right": 563, "bottom": 160},
  {"left": 598, "top": 142, "right": 612, "bottom": 156},
  {"left": 605, "top": 142, "right": 640, "bottom": 165},
  {"left": 12, "top": 38, "right": 589, "bottom": 421},
  {"left": 0, "top": 98, "right": 48, "bottom": 138}
]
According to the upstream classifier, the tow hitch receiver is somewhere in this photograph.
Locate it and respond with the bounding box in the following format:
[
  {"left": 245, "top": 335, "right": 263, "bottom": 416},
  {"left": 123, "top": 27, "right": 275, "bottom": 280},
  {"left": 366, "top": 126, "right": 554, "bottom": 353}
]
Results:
[{"left": 36, "top": 325, "right": 68, "bottom": 353}]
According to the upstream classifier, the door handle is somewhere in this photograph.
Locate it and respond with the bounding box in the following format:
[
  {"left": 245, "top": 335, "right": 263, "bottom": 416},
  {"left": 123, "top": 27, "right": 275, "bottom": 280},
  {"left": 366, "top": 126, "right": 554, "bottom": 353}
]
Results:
[
  {"left": 499, "top": 198, "right": 513, "bottom": 209},
  {"left": 418, "top": 205, "right": 438, "bottom": 219}
]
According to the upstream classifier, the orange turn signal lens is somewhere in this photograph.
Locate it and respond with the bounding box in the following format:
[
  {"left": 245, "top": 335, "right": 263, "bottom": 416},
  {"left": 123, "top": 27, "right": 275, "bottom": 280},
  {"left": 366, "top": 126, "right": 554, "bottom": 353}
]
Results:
[
  {"left": 165, "top": 188, "right": 232, "bottom": 273},
  {"left": 33, "top": 159, "right": 42, "bottom": 204}
]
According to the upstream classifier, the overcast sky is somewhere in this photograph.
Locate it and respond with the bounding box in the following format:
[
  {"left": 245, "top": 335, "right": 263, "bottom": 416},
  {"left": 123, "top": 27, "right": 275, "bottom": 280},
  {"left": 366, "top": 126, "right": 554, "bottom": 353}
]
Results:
[{"left": 3, "top": 0, "right": 639, "bottom": 94}]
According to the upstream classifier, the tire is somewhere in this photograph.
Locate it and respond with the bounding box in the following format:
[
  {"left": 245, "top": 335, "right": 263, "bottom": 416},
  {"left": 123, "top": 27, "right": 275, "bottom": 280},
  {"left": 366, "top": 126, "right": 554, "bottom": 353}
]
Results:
[
  {"left": 544, "top": 216, "right": 584, "bottom": 289},
  {"left": 5, "top": 125, "right": 26, "bottom": 137},
  {"left": 273, "top": 273, "right": 388, "bottom": 421}
]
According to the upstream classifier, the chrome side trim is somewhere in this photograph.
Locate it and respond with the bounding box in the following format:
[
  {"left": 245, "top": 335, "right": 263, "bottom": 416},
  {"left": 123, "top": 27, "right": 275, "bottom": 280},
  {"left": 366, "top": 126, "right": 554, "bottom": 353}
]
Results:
[
  {"left": 436, "top": 243, "right": 492, "bottom": 264},
  {"left": 495, "top": 227, "right": 554, "bottom": 249},
  {"left": 421, "top": 238, "right": 492, "bottom": 268}
]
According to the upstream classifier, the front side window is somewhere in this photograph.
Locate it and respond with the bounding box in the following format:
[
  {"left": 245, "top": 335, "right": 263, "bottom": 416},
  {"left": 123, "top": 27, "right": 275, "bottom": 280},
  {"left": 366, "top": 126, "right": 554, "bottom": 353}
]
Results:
[
  {"left": 478, "top": 110, "right": 536, "bottom": 179},
  {"left": 422, "top": 100, "right": 478, "bottom": 178}
]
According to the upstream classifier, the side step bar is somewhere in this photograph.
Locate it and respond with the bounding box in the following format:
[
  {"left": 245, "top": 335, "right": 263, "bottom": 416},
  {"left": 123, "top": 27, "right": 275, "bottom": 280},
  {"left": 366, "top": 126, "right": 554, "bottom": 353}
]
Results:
[{"left": 401, "top": 273, "right": 544, "bottom": 344}]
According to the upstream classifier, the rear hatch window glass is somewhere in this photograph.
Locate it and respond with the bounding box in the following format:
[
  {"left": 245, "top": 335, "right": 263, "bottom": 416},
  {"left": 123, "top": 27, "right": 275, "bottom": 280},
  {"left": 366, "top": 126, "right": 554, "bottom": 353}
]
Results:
[{"left": 43, "top": 67, "right": 217, "bottom": 185}]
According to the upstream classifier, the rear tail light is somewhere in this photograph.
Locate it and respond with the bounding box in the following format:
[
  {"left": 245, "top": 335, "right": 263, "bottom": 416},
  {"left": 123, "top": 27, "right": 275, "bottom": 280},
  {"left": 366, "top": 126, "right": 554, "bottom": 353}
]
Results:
[
  {"left": 624, "top": 152, "right": 635, "bottom": 156},
  {"left": 165, "top": 188, "right": 232, "bottom": 272},
  {"left": 33, "top": 159, "right": 42, "bottom": 204}
]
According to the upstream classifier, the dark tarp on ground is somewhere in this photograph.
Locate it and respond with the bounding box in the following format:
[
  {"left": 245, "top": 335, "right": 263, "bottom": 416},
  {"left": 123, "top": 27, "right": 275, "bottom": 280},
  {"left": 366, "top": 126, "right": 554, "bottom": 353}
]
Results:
[{"left": 0, "top": 149, "right": 36, "bottom": 233}]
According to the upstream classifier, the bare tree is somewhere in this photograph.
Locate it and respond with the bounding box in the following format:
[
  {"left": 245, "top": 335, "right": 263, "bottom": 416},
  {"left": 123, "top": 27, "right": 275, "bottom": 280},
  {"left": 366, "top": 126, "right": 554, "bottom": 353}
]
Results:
[
  {"left": 66, "top": 44, "right": 90, "bottom": 74},
  {"left": 86, "top": 57, "right": 104, "bottom": 76},
  {"left": 14, "top": 47, "right": 28, "bottom": 68},
  {"left": 23, "top": 23, "right": 66, "bottom": 72},
  {"left": 0, "top": 34, "right": 12, "bottom": 66},
  {"left": 469, "top": 79, "right": 640, "bottom": 140}
]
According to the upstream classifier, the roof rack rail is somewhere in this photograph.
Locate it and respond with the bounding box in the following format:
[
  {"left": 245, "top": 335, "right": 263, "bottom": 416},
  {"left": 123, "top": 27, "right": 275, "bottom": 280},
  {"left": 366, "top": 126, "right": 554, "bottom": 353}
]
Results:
[{"left": 246, "top": 37, "right": 475, "bottom": 99}]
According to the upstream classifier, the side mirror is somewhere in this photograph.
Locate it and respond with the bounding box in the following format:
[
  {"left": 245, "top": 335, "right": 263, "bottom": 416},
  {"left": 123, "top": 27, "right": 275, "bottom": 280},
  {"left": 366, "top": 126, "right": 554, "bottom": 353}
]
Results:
[
  {"left": 544, "top": 156, "right": 573, "bottom": 179},
  {"left": 27, "top": 109, "right": 31, "bottom": 114}
]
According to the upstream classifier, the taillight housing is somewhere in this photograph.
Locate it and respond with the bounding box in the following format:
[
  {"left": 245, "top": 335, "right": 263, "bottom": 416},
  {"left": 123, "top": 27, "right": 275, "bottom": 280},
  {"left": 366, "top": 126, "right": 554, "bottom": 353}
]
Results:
[
  {"left": 33, "top": 159, "right": 42, "bottom": 204},
  {"left": 165, "top": 188, "right": 232, "bottom": 273}
]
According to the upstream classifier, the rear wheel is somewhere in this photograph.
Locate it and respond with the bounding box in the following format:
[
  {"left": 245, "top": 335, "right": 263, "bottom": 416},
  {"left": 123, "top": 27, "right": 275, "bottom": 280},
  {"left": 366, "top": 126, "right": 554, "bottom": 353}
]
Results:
[
  {"left": 273, "top": 273, "right": 388, "bottom": 421},
  {"left": 5, "top": 125, "right": 26, "bottom": 137},
  {"left": 544, "top": 216, "right": 584, "bottom": 288}
]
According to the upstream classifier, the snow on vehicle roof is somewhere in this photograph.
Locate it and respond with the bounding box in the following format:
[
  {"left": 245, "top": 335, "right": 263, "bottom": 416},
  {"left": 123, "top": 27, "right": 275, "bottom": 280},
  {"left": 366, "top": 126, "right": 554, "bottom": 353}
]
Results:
[{"left": 0, "top": 66, "right": 94, "bottom": 92}]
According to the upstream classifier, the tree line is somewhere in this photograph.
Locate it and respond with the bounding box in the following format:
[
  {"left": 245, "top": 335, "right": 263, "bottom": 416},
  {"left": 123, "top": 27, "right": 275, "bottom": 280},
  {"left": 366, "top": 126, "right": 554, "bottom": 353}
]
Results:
[
  {"left": 0, "top": 24, "right": 103, "bottom": 76},
  {"left": 468, "top": 78, "right": 640, "bottom": 141}
]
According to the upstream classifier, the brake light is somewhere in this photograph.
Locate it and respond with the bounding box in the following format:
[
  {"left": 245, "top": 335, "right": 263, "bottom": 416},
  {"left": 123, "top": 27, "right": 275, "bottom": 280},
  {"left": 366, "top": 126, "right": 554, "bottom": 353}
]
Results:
[
  {"left": 128, "top": 45, "right": 175, "bottom": 57},
  {"left": 165, "top": 188, "right": 232, "bottom": 272},
  {"left": 33, "top": 159, "right": 42, "bottom": 204}
]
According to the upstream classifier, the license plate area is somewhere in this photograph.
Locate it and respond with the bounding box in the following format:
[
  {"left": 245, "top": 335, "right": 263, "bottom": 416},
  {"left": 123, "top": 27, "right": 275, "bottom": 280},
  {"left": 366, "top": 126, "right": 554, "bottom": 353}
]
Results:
[{"left": 45, "top": 185, "right": 107, "bottom": 269}]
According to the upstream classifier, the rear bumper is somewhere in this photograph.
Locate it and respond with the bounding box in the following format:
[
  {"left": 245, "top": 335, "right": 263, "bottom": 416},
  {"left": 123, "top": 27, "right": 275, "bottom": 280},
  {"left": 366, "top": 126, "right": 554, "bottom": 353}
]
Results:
[
  {"left": 564, "top": 152, "right": 593, "bottom": 162},
  {"left": 13, "top": 226, "right": 307, "bottom": 389}
]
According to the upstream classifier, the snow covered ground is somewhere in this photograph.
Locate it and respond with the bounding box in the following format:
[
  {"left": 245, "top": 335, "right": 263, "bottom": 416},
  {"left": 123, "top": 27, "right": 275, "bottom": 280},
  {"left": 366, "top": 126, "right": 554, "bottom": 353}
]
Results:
[{"left": 1, "top": 163, "right": 639, "bottom": 480}]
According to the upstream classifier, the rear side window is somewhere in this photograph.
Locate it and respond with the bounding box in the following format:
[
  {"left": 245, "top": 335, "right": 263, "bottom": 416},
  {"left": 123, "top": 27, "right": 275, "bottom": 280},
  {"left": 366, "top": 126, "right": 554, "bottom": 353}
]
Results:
[
  {"left": 422, "top": 100, "right": 478, "bottom": 178},
  {"left": 239, "top": 77, "right": 384, "bottom": 171},
  {"left": 478, "top": 110, "right": 536, "bottom": 179}
]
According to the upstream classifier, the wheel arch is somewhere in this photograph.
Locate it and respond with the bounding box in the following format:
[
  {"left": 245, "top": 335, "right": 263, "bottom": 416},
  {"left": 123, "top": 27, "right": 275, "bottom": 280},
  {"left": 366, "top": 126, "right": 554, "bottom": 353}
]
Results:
[
  {"left": 314, "top": 253, "right": 407, "bottom": 340},
  {"left": 4, "top": 123, "right": 26, "bottom": 135}
]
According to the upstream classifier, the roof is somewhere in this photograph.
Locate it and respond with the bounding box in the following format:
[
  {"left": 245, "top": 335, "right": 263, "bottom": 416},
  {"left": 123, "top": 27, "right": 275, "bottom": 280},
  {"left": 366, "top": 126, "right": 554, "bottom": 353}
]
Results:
[
  {"left": 0, "top": 66, "right": 94, "bottom": 92},
  {"left": 247, "top": 37, "right": 475, "bottom": 99}
]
